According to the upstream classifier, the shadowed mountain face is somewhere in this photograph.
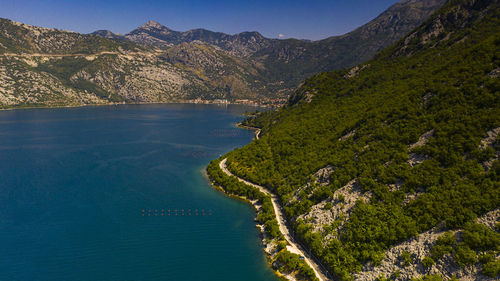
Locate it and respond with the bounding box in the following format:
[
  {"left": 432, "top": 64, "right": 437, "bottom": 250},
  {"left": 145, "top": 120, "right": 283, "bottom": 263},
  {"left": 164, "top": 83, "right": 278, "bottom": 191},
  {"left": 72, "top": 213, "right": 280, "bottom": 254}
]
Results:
[
  {"left": 250, "top": 0, "right": 448, "bottom": 87},
  {"left": 0, "top": 0, "right": 446, "bottom": 108},
  {"left": 91, "top": 30, "right": 127, "bottom": 40},
  {"left": 123, "top": 0, "right": 447, "bottom": 88}
]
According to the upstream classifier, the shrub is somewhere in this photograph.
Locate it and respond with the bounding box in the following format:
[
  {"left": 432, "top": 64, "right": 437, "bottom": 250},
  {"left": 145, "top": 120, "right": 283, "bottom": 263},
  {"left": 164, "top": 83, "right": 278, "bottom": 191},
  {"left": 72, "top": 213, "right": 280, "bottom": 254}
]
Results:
[
  {"left": 401, "top": 250, "right": 413, "bottom": 266},
  {"left": 462, "top": 223, "right": 500, "bottom": 252},
  {"left": 324, "top": 202, "right": 333, "bottom": 210},
  {"left": 453, "top": 243, "right": 477, "bottom": 266},
  {"left": 422, "top": 256, "right": 435, "bottom": 268},
  {"left": 482, "top": 259, "right": 500, "bottom": 278},
  {"left": 391, "top": 270, "right": 401, "bottom": 279},
  {"left": 430, "top": 232, "right": 455, "bottom": 259},
  {"left": 478, "top": 252, "right": 495, "bottom": 263},
  {"left": 277, "top": 240, "right": 287, "bottom": 251}
]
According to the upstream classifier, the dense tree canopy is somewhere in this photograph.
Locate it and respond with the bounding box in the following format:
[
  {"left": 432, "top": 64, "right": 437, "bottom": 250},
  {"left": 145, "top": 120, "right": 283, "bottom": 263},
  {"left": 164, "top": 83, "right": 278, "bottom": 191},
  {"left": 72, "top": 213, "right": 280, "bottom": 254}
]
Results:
[{"left": 223, "top": 0, "right": 500, "bottom": 279}]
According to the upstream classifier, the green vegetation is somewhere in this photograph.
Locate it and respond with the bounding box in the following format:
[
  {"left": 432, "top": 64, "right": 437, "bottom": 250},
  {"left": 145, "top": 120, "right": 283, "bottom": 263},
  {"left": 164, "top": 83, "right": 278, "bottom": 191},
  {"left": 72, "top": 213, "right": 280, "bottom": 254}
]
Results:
[
  {"left": 429, "top": 223, "right": 500, "bottom": 275},
  {"left": 411, "top": 275, "right": 443, "bottom": 281},
  {"left": 274, "top": 250, "right": 318, "bottom": 281},
  {"left": 430, "top": 232, "right": 455, "bottom": 260},
  {"left": 206, "top": 158, "right": 318, "bottom": 281},
  {"left": 217, "top": 0, "right": 500, "bottom": 279},
  {"left": 453, "top": 244, "right": 477, "bottom": 266},
  {"left": 391, "top": 270, "right": 401, "bottom": 280},
  {"left": 36, "top": 57, "right": 124, "bottom": 102},
  {"left": 421, "top": 256, "right": 435, "bottom": 268},
  {"left": 0, "top": 0, "right": 447, "bottom": 107},
  {"left": 0, "top": 18, "right": 139, "bottom": 55},
  {"left": 462, "top": 222, "right": 500, "bottom": 252},
  {"left": 482, "top": 259, "right": 500, "bottom": 278},
  {"left": 401, "top": 250, "right": 413, "bottom": 266},
  {"left": 249, "top": 0, "right": 446, "bottom": 91},
  {"left": 323, "top": 202, "right": 332, "bottom": 210}
]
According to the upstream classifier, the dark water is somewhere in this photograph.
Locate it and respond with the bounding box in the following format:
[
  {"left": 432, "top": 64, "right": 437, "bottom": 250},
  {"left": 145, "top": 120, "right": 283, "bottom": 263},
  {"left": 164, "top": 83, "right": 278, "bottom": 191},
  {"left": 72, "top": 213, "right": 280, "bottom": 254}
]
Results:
[{"left": 0, "top": 104, "right": 278, "bottom": 281}]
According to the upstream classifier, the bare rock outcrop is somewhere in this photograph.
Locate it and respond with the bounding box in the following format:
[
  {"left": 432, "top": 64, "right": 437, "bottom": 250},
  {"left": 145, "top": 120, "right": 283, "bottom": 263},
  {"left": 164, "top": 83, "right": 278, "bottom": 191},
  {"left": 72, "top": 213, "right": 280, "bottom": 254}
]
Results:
[
  {"left": 407, "top": 129, "right": 434, "bottom": 167},
  {"left": 354, "top": 209, "right": 499, "bottom": 281},
  {"left": 313, "top": 165, "right": 335, "bottom": 186},
  {"left": 486, "top": 68, "right": 500, "bottom": 78},
  {"left": 479, "top": 127, "right": 500, "bottom": 150},
  {"left": 344, "top": 64, "right": 370, "bottom": 79},
  {"left": 298, "top": 179, "right": 372, "bottom": 243},
  {"left": 408, "top": 153, "right": 431, "bottom": 167},
  {"left": 479, "top": 127, "right": 500, "bottom": 171},
  {"left": 338, "top": 130, "right": 356, "bottom": 142},
  {"left": 409, "top": 129, "right": 435, "bottom": 150}
]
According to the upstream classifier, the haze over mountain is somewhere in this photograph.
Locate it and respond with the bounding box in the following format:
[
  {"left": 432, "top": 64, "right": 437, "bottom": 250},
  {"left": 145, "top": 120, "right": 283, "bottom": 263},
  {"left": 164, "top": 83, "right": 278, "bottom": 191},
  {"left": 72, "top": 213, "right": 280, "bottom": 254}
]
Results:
[
  {"left": 0, "top": 0, "right": 446, "bottom": 109},
  {"left": 115, "top": 0, "right": 447, "bottom": 87}
]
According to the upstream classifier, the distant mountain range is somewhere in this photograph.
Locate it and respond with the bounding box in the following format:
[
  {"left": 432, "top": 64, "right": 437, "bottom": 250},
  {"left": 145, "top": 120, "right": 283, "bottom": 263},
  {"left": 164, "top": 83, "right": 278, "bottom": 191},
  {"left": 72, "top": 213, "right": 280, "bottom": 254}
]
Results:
[
  {"left": 114, "top": 20, "right": 270, "bottom": 57},
  {"left": 0, "top": 0, "right": 446, "bottom": 108}
]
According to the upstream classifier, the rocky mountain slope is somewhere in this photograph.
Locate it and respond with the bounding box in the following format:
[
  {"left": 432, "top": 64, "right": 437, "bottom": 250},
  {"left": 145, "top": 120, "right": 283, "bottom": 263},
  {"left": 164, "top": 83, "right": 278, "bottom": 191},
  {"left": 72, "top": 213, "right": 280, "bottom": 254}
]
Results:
[
  {"left": 0, "top": 0, "right": 446, "bottom": 109},
  {"left": 253, "top": 0, "right": 447, "bottom": 87},
  {"left": 125, "top": 20, "right": 271, "bottom": 57},
  {"left": 125, "top": 0, "right": 446, "bottom": 88},
  {"left": 219, "top": 0, "right": 500, "bottom": 279},
  {"left": 0, "top": 19, "right": 139, "bottom": 55},
  {"left": 0, "top": 18, "right": 274, "bottom": 108}
]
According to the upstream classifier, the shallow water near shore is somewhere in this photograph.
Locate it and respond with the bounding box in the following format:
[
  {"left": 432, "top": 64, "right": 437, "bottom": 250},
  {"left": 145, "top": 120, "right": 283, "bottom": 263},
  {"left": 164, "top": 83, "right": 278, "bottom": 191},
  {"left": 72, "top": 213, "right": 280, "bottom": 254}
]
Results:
[{"left": 0, "top": 104, "right": 278, "bottom": 281}]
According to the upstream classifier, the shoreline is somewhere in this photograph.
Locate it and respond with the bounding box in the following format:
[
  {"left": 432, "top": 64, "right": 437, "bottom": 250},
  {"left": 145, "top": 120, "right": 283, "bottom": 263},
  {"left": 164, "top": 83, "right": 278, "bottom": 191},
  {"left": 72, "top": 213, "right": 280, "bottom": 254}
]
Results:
[
  {"left": 201, "top": 167, "right": 291, "bottom": 281},
  {"left": 235, "top": 123, "right": 261, "bottom": 140},
  {"left": 206, "top": 156, "right": 326, "bottom": 281},
  {"left": 218, "top": 159, "right": 328, "bottom": 281},
  {"left": 211, "top": 125, "right": 328, "bottom": 280},
  {"left": 0, "top": 100, "right": 273, "bottom": 112}
]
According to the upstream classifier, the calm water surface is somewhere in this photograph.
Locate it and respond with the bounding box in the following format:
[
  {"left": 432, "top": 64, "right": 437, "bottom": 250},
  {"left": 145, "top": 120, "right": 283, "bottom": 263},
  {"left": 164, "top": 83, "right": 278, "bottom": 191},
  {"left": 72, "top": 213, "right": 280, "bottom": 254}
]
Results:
[{"left": 0, "top": 104, "right": 278, "bottom": 281}]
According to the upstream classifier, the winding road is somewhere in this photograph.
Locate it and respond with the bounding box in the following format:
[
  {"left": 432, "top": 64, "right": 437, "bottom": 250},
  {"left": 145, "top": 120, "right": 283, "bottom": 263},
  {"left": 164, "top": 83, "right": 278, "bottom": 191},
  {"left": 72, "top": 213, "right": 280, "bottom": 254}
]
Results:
[{"left": 219, "top": 158, "right": 330, "bottom": 281}]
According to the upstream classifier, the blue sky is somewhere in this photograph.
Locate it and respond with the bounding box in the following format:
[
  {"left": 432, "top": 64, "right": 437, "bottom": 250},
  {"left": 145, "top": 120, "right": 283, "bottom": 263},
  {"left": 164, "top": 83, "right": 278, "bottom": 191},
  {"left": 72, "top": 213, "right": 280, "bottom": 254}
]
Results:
[{"left": 0, "top": 0, "right": 401, "bottom": 40}]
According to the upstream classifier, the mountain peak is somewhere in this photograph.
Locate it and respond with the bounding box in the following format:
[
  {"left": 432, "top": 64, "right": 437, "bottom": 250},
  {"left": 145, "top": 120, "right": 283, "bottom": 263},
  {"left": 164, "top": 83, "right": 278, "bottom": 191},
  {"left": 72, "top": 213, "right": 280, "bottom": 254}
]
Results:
[
  {"left": 141, "top": 20, "right": 164, "bottom": 29},
  {"left": 91, "top": 29, "right": 125, "bottom": 40}
]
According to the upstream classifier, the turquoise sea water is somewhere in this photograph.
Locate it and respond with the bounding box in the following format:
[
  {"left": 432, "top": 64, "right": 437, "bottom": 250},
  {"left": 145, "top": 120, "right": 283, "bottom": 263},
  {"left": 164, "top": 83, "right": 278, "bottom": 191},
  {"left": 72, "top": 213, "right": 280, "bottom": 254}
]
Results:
[{"left": 0, "top": 104, "right": 278, "bottom": 281}]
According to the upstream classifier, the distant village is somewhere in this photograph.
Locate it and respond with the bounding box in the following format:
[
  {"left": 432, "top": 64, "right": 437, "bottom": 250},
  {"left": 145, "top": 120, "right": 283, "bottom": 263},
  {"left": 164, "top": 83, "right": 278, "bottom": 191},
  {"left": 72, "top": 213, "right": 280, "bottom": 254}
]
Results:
[{"left": 185, "top": 97, "right": 288, "bottom": 108}]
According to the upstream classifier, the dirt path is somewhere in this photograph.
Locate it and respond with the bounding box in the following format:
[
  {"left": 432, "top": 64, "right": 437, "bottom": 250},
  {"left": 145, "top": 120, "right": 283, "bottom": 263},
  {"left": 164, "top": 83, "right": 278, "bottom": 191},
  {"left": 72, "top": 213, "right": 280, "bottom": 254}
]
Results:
[
  {"left": 220, "top": 158, "right": 330, "bottom": 281},
  {"left": 0, "top": 51, "right": 122, "bottom": 58},
  {"left": 0, "top": 50, "right": 160, "bottom": 59}
]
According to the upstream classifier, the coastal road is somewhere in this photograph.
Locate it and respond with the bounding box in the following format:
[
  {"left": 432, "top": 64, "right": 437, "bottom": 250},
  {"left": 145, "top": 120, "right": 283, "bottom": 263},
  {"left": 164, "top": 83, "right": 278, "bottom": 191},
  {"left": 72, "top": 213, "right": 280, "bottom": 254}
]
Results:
[
  {"left": 236, "top": 124, "right": 261, "bottom": 140},
  {"left": 220, "top": 158, "right": 329, "bottom": 281}
]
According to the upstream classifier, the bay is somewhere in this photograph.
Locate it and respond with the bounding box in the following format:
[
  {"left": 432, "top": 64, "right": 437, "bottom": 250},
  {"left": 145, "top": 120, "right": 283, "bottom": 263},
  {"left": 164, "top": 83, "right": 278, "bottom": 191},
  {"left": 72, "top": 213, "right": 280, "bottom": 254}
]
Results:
[{"left": 0, "top": 104, "right": 278, "bottom": 281}]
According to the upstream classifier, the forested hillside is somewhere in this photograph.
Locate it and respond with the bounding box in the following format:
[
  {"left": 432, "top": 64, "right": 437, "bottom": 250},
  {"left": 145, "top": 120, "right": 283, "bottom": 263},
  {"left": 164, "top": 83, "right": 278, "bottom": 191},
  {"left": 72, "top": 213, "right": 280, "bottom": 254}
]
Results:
[
  {"left": 218, "top": 0, "right": 500, "bottom": 279},
  {"left": 250, "top": 0, "right": 447, "bottom": 89}
]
